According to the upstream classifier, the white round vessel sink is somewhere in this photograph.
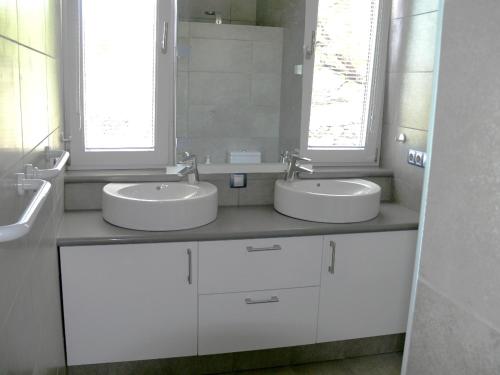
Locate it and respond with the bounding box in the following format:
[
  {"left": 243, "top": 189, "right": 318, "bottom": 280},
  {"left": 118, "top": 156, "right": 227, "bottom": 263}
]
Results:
[
  {"left": 102, "top": 182, "right": 218, "bottom": 231},
  {"left": 274, "top": 179, "right": 381, "bottom": 223}
]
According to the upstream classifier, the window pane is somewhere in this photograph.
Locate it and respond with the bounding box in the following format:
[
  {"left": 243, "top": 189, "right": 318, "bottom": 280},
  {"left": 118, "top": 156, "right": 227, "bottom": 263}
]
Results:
[
  {"left": 82, "top": 0, "right": 157, "bottom": 151},
  {"left": 308, "top": 0, "right": 379, "bottom": 150}
]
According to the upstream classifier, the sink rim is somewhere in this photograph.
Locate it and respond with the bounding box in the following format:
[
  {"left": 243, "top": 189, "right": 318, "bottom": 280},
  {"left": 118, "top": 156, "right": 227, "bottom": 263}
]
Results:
[
  {"left": 102, "top": 181, "right": 219, "bottom": 231},
  {"left": 274, "top": 178, "right": 381, "bottom": 224},
  {"left": 103, "top": 181, "right": 217, "bottom": 203},
  {"left": 275, "top": 178, "right": 381, "bottom": 197}
]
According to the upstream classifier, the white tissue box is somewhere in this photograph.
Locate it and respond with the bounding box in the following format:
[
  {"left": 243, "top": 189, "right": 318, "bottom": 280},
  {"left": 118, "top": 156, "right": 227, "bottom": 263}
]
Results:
[{"left": 227, "top": 151, "right": 262, "bottom": 164}]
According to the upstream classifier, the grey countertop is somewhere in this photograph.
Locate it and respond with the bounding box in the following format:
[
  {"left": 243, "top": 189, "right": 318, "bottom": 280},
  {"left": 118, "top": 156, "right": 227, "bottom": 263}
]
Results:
[
  {"left": 64, "top": 167, "right": 393, "bottom": 183},
  {"left": 57, "top": 203, "right": 419, "bottom": 247}
]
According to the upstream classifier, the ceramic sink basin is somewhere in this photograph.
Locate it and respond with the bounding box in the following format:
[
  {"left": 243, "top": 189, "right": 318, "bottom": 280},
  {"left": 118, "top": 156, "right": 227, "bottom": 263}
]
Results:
[
  {"left": 102, "top": 182, "right": 218, "bottom": 231},
  {"left": 274, "top": 179, "right": 381, "bottom": 223}
]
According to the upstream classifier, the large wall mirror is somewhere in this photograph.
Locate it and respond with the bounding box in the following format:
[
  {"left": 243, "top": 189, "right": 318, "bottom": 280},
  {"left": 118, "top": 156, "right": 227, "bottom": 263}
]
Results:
[{"left": 176, "top": 0, "right": 306, "bottom": 165}]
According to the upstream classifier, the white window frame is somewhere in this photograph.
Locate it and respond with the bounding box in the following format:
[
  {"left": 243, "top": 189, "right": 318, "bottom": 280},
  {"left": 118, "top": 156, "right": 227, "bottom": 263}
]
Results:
[
  {"left": 300, "top": 0, "right": 390, "bottom": 166},
  {"left": 62, "top": 0, "right": 177, "bottom": 170}
]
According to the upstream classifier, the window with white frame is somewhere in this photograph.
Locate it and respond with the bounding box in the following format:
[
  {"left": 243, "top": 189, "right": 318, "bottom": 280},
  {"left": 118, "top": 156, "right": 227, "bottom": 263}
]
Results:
[
  {"left": 63, "top": 0, "right": 176, "bottom": 169},
  {"left": 301, "top": 0, "right": 389, "bottom": 164}
]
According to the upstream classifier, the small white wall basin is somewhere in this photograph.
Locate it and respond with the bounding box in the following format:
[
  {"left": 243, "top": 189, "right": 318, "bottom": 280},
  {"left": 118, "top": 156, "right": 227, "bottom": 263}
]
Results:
[
  {"left": 274, "top": 179, "right": 381, "bottom": 223},
  {"left": 102, "top": 182, "right": 218, "bottom": 231}
]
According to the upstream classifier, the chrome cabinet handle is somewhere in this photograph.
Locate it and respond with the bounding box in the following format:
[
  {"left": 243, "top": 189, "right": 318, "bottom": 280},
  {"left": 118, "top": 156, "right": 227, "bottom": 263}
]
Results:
[
  {"left": 328, "top": 241, "right": 336, "bottom": 274},
  {"left": 245, "top": 296, "right": 279, "bottom": 305},
  {"left": 161, "top": 21, "right": 168, "bottom": 54},
  {"left": 187, "top": 248, "right": 192, "bottom": 284},
  {"left": 246, "top": 244, "right": 282, "bottom": 252},
  {"left": 305, "top": 30, "right": 316, "bottom": 59}
]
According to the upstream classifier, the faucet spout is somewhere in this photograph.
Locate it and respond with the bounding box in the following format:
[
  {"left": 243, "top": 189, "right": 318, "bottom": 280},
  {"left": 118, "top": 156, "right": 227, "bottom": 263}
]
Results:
[
  {"left": 178, "top": 152, "right": 200, "bottom": 183},
  {"left": 284, "top": 154, "right": 313, "bottom": 182},
  {"left": 177, "top": 166, "right": 191, "bottom": 176}
]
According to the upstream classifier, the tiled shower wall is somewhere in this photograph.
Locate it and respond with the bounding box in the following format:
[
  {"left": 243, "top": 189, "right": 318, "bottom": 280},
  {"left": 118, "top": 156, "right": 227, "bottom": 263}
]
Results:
[
  {"left": 179, "top": 0, "right": 257, "bottom": 25},
  {"left": 176, "top": 22, "right": 283, "bottom": 163},
  {"left": 380, "top": 0, "right": 441, "bottom": 211},
  {"left": 0, "top": 0, "right": 65, "bottom": 373},
  {"left": 404, "top": 0, "right": 500, "bottom": 373},
  {"left": 256, "top": 0, "right": 305, "bottom": 154}
]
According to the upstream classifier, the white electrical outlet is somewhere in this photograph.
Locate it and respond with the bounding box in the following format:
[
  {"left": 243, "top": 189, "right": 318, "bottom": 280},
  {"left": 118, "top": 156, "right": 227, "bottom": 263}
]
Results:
[
  {"left": 408, "top": 149, "right": 416, "bottom": 165},
  {"left": 415, "top": 151, "right": 424, "bottom": 167},
  {"left": 408, "top": 149, "right": 427, "bottom": 168}
]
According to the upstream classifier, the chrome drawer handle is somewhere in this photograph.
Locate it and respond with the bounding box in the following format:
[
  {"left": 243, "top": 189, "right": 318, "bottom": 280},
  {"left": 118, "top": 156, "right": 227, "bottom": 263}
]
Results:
[
  {"left": 245, "top": 296, "right": 279, "bottom": 305},
  {"left": 246, "top": 245, "right": 282, "bottom": 252},
  {"left": 161, "top": 21, "right": 168, "bottom": 54},
  {"left": 187, "top": 248, "right": 192, "bottom": 285},
  {"left": 328, "top": 240, "right": 336, "bottom": 274}
]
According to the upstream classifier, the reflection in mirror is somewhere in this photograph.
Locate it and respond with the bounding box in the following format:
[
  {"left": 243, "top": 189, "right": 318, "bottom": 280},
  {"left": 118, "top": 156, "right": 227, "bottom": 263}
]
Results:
[{"left": 176, "top": 0, "right": 305, "bottom": 164}]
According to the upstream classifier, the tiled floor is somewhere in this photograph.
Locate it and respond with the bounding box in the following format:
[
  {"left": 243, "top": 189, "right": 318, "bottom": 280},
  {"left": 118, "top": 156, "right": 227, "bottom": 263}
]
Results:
[{"left": 228, "top": 352, "right": 403, "bottom": 375}]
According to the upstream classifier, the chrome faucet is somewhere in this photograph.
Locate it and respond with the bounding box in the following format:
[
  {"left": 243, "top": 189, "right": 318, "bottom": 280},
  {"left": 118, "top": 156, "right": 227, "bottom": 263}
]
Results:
[
  {"left": 204, "top": 10, "right": 223, "bottom": 24},
  {"left": 285, "top": 154, "right": 313, "bottom": 182},
  {"left": 280, "top": 150, "right": 291, "bottom": 164},
  {"left": 178, "top": 152, "right": 199, "bottom": 184}
]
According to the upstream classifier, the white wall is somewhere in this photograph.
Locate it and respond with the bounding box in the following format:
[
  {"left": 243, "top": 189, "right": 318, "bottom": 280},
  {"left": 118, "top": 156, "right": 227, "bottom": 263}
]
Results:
[
  {"left": 403, "top": 0, "right": 500, "bottom": 373},
  {"left": 380, "top": 0, "right": 441, "bottom": 211},
  {"left": 257, "top": 0, "right": 306, "bottom": 154},
  {"left": 0, "top": 0, "right": 66, "bottom": 372}
]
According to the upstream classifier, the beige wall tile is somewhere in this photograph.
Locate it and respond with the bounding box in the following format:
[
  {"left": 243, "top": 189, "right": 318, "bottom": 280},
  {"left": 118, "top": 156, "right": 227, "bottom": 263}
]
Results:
[
  {"left": 19, "top": 46, "right": 49, "bottom": 153},
  {"left": 406, "top": 282, "right": 500, "bottom": 374},
  {"left": 388, "top": 12, "right": 439, "bottom": 73},
  {"left": 46, "top": 57, "right": 61, "bottom": 134},
  {"left": 17, "top": 0, "right": 46, "bottom": 53},
  {"left": 230, "top": 0, "right": 257, "bottom": 23},
  {"left": 0, "top": 0, "right": 18, "bottom": 40},
  {"left": 45, "top": 0, "right": 60, "bottom": 57},
  {"left": 190, "top": 38, "right": 252, "bottom": 73},
  {"left": 0, "top": 38, "right": 23, "bottom": 178},
  {"left": 391, "top": 0, "right": 440, "bottom": 19}
]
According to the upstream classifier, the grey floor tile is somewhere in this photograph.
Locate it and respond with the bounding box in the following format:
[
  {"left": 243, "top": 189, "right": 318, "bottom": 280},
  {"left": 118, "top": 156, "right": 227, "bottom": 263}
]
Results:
[
  {"left": 232, "top": 347, "right": 292, "bottom": 371},
  {"left": 290, "top": 360, "right": 354, "bottom": 375},
  {"left": 344, "top": 353, "right": 402, "bottom": 375},
  {"left": 232, "top": 367, "right": 295, "bottom": 375},
  {"left": 225, "top": 353, "right": 402, "bottom": 375}
]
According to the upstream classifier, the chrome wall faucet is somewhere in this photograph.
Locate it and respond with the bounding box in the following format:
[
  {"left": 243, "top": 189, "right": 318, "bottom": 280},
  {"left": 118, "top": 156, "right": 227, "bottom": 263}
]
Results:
[
  {"left": 178, "top": 152, "right": 200, "bottom": 184},
  {"left": 285, "top": 154, "right": 314, "bottom": 182}
]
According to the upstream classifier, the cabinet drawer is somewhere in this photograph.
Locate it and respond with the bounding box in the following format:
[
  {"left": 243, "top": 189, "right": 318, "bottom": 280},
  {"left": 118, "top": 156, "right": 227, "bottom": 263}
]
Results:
[
  {"left": 199, "top": 236, "right": 323, "bottom": 294},
  {"left": 198, "top": 287, "right": 320, "bottom": 355}
]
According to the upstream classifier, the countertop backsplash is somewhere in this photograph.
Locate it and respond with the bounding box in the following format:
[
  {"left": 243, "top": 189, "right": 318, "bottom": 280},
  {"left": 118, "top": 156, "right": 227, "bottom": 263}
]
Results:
[{"left": 64, "top": 173, "right": 393, "bottom": 211}]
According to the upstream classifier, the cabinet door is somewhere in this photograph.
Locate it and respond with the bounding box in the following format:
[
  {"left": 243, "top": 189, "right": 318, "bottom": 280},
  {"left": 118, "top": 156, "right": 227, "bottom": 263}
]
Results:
[
  {"left": 317, "top": 231, "right": 417, "bottom": 343},
  {"left": 60, "top": 242, "right": 198, "bottom": 366}
]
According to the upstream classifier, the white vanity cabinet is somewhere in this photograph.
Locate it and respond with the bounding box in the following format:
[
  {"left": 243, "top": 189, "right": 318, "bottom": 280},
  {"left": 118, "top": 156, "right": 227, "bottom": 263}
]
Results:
[
  {"left": 317, "top": 231, "right": 417, "bottom": 342},
  {"left": 59, "top": 230, "right": 417, "bottom": 365},
  {"left": 60, "top": 242, "right": 198, "bottom": 366}
]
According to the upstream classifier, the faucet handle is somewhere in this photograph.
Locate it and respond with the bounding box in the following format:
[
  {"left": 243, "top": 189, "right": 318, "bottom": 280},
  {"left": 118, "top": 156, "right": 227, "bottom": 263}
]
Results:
[
  {"left": 291, "top": 154, "right": 312, "bottom": 163},
  {"left": 280, "top": 150, "right": 291, "bottom": 163},
  {"left": 181, "top": 152, "right": 196, "bottom": 163},
  {"left": 298, "top": 165, "right": 314, "bottom": 174}
]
